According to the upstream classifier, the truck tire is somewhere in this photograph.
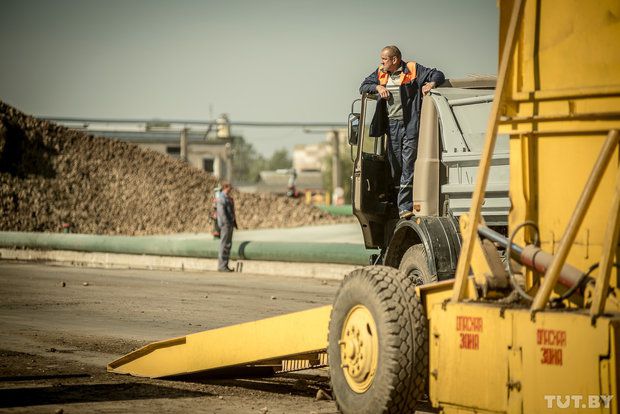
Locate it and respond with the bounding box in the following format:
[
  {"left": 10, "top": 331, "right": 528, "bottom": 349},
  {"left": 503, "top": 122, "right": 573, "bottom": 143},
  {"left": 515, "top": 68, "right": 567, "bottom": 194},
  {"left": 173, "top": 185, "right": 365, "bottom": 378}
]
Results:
[
  {"left": 328, "top": 266, "right": 428, "bottom": 414},
  {"left": 398, "top": 244, "right": 437, "bottom": 286}
]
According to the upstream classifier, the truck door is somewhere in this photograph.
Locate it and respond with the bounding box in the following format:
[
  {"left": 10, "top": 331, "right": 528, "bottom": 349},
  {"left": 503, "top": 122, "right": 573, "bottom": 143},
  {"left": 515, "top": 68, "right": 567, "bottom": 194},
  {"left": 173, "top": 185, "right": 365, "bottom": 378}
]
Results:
[{"left": 351, "top": 94, "right": 393, "bottom": 248}]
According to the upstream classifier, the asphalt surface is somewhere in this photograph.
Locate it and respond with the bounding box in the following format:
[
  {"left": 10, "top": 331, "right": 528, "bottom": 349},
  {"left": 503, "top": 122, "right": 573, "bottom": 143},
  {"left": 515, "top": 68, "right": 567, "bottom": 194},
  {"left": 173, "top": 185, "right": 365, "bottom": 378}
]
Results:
[
  {"left": 148, "top": 222, "right": 364, "bottom": 244},
  {"left": 233, "top": 223, "right": 363, "bottom": 244},
  {"left": 0, "top": 261, "right": 341, "bottom": 413}
]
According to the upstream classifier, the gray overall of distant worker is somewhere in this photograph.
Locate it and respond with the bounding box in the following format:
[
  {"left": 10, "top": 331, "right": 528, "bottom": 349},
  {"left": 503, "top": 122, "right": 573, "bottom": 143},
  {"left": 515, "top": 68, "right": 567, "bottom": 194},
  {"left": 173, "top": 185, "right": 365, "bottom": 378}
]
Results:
[{"left": 216, "top": 182, "right": 237, "bottom": 272}]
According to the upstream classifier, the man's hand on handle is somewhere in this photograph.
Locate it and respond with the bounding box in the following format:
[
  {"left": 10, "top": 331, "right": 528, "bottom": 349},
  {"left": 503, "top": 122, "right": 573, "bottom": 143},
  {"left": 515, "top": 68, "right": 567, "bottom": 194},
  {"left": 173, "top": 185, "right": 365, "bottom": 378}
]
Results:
[
  {"left": 375, "top": 85, "right": 390, "bottom": 99},
  {"left": 422, "top": 81, "right": 436, "bottom": 96}
]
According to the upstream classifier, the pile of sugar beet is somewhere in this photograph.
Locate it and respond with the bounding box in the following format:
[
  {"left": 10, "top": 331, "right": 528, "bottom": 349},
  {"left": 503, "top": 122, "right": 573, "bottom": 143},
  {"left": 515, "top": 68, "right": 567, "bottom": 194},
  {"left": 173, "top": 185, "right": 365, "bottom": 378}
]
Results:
[{"left": 0, "top": 102, "right": 350, "bottom": 235}]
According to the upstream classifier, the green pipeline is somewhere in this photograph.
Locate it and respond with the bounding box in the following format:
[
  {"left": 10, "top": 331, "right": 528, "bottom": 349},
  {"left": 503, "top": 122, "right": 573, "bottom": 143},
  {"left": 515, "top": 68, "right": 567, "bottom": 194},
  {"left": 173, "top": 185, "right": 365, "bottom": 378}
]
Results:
[
  {"left": 0, "top": 232, "right": 373, "bottom": 265},
  {"left": 317, "top": 204, "right": 353, "bottom": 216}
]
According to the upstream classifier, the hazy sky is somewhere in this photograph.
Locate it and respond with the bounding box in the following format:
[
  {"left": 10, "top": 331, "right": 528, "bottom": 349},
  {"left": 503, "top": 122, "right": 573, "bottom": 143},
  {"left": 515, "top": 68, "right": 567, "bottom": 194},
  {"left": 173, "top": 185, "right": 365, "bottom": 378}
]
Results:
[{"left": 0, "top": 0, "right": 498, "bottom": 156}]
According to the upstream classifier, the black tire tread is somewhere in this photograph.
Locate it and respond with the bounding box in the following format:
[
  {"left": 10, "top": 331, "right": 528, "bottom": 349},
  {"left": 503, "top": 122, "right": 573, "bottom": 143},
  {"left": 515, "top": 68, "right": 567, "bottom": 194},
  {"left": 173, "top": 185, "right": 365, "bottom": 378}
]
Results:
[
  {"left": 328, "top": 265, "right": 428, "bottom": 414},
  {"left": 398, "top": 244, "right": 437, "bottom": 285}
]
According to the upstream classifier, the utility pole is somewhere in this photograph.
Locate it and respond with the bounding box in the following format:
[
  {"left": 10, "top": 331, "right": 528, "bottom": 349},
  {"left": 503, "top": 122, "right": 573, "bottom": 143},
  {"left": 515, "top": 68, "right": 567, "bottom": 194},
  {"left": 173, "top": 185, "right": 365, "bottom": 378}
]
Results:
[
  {"left": 216, "top": 115, "right": 233, "bottom": 182},
  {"left": 180, "top": 127, "right": 188, "bottom": 162},
  {"left": 225, "top": 143, "right": 233, "bottom": 182},
  {"left": 329, "top": 129, "right": 342, "bottom": 201}
]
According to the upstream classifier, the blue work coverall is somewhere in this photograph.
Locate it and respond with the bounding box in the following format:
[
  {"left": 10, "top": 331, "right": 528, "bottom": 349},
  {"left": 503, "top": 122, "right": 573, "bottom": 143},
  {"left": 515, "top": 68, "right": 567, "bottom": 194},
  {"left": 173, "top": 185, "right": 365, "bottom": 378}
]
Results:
[{"left": 360, "top": 61, "right": 445, "bottom": 214}]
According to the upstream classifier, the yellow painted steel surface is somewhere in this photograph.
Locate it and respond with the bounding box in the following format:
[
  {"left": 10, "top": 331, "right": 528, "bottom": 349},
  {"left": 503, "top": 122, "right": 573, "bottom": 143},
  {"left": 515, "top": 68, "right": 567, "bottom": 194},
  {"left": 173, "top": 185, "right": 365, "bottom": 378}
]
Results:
[
  {"left": 498, "top": 0, "right": 620, "bottom": 281},
  {"left": 108, "top": 305, "right": 332, "bottom": 378},
  {"left": 429, "top": 301, "right": 618, "bottom": 413},
  {"left": 430, "top": 303, "right": 511, "bottom": 413},
  {"left": 418, "top": 278, "right": 478, "bottom": 317},
  {"left": 429, "top": 1, "right": 620, "bottom": 412}
]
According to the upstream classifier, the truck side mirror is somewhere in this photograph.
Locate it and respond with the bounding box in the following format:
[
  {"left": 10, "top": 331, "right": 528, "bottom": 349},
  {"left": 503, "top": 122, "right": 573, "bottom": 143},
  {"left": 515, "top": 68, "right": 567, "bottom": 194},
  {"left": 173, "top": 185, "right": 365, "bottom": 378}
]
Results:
[{"left": 348, "top": 113, "right": 360, "bottom": 146}]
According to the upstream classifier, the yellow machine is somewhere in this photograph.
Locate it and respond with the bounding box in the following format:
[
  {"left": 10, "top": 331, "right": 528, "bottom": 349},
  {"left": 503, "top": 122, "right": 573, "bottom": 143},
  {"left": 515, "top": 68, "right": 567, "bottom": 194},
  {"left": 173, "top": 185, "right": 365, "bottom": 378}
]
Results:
[{"left": 109, "top": 0, "right": 620, "bottom": 412}]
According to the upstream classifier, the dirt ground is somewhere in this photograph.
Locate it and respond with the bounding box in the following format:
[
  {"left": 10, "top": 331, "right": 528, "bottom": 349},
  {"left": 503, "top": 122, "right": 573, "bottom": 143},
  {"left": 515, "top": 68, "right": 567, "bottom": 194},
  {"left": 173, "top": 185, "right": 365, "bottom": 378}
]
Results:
[{"left": 0, "top": 261, "right": 341, "bottom": 413}]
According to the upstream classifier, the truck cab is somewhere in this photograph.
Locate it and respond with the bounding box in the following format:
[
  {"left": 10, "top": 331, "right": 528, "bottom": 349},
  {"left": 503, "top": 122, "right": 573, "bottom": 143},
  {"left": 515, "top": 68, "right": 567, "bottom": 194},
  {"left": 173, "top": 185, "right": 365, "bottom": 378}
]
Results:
[{"left": 348, "top": 78, "right": 509, "bottom": 280}]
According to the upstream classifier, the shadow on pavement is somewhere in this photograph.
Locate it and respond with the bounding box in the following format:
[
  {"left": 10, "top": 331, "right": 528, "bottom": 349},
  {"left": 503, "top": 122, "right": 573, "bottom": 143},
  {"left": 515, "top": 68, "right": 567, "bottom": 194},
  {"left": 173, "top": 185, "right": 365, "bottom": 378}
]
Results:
[
  {"left": 0, "top": 373, "right": 90, "bottom": 382},
  {"left": 180, "top": 371, "right": 331, "bottom": 398},
  {"left": 0, "top": 382, "right": 212, "bottom": 408}
]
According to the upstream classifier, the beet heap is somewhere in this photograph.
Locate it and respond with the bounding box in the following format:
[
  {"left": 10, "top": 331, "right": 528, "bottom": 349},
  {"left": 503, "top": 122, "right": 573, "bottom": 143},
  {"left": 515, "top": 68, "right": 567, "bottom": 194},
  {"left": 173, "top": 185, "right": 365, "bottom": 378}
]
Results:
[{"left": 0, "top": 102, "right": 350, "bottom": 235}]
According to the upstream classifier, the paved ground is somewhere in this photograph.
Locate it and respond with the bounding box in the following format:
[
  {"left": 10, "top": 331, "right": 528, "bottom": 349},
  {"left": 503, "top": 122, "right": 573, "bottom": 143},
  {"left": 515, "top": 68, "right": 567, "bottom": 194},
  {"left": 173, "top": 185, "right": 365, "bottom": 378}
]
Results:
[
  {"left": 165, "top": 223, "right": 364, "bottom": 244},
  {"left": 234, "top": 223, "right": 363, "bottom": 244},
  {"left": 0, "top": 261, "right": 341, "bottom": 413}
]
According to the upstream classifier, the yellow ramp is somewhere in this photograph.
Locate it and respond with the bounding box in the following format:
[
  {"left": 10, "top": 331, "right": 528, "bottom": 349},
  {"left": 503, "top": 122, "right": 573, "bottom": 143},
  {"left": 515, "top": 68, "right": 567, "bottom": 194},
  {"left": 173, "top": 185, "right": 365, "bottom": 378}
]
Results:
[{"left": 108, "top": 305, "right": 332, "bottom": 378}]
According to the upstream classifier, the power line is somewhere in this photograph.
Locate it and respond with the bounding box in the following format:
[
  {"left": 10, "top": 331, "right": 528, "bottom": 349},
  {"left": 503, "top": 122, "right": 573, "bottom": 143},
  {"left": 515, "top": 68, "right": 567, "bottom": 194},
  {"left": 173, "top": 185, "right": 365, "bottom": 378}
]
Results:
[{"left": 39, "top": 116, "right": 345, "bottom": 128}]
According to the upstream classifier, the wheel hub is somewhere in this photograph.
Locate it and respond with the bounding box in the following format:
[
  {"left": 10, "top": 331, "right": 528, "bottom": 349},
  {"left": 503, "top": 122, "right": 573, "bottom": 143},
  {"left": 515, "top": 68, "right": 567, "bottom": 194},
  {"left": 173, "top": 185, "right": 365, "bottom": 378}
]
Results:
[
  {"left": 408, "top": 268, "right": 425, "bottom": 286},
  {"left": 338, "top": 305, "right": 379, "bottom": 393}
]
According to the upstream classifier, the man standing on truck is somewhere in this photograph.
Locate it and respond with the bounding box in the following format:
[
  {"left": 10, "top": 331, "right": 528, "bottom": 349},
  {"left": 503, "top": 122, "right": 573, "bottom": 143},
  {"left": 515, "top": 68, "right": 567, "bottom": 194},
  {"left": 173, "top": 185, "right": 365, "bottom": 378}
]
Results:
[
  {"left": 360, "top": 45, "right": 444, "bottom": 219},
  {"left": 216, "top": 181, "right": 237, "bottom": 272}
]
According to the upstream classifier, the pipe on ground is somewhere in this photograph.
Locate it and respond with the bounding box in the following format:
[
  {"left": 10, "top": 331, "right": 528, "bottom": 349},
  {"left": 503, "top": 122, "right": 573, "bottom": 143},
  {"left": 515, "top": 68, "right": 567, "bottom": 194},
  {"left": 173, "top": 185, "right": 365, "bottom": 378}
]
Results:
[{"left": 0, "top": 232, "right": 372, "bottom": 266}]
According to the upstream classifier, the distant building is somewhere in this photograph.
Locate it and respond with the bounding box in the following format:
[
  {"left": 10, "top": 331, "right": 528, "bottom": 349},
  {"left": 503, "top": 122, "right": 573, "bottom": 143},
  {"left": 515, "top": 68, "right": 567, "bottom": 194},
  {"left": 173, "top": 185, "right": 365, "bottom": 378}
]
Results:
[
  {"left": 292, "top": 129, "right": 347, "bottom": 172},
  {"left": 292, "top": 142, "right": 330, "bottom": 172},
  {"left": 251, "top": 129, "right": 348, "bottom": 195},
  {"left": 255, "top": 169, "right": 323, "bottom": 195}
]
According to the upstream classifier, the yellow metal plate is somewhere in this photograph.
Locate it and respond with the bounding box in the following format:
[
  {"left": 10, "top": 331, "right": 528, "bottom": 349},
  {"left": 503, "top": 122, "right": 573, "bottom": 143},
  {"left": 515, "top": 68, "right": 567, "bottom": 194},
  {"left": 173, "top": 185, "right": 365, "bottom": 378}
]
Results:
[
  {"left": 513, "top": 311, "right": 612, "bottom": 413},
  {"left": 108, "top": 305, "right": 332, "bottom": 378},
  {"left": 429, "top": 299, "right": 618, "bottom": 413},
  {"left": 430, "top": 302, "right": 511, "bottom": 412}
]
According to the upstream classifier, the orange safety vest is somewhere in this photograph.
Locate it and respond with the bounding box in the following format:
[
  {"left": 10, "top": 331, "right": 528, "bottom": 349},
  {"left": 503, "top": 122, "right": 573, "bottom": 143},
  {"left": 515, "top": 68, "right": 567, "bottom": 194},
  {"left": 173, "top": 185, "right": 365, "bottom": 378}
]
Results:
[{"left": 378, "top": 61, "right": 416, "bottom": 86}]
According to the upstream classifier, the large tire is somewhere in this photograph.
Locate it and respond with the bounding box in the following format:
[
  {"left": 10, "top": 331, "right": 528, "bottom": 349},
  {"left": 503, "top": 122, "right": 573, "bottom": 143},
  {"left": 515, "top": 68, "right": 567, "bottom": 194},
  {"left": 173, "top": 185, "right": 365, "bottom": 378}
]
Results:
[
  {"left": 328, "top": 266, "right": 428, "bottom": 414},
  {"left": 398, "top": 244, "right": 437, "bottom": 286}
]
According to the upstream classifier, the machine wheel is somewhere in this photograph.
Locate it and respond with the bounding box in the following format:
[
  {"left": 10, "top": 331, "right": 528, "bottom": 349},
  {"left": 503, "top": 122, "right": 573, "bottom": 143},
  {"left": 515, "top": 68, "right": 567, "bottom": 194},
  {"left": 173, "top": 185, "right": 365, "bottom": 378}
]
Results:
[
  {"left": 398, "top": 244, "right": 437, "bottom": 286},
  {"left": 328, "top": 266, "right": 428, "bottom": 414}
]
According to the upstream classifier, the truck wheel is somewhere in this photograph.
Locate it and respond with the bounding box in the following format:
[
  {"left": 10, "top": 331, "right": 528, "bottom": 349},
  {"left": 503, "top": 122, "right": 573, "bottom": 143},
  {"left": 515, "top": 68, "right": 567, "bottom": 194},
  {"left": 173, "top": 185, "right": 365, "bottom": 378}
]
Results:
[
  {"left": 328, "top": 266, "right": 428, "bottom": 414},
  {"left": 399, "top": 244, "right": 437, "bottom": 286}
]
